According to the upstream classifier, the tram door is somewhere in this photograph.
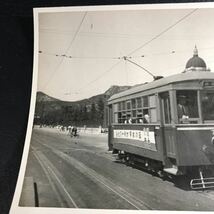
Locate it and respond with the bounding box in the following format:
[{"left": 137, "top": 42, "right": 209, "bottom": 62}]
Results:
[
  {"left": 159, "top": 92, "right": 174, "bottom": 166},
  {"left": 159, "top": 92, "right": 172, "bottom": 125}
]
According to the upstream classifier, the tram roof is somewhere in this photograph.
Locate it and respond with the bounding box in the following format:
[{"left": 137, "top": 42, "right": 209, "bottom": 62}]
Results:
[{"left": 108, "top": 71, "right": 214, "bottom": 102}]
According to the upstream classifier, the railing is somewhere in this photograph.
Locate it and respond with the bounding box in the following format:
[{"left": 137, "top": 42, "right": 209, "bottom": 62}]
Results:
[{"left": 190, "top": 170, "right": 214, "bottom": 190}]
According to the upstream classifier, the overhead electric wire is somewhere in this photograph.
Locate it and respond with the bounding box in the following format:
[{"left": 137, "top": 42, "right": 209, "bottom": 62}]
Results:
[
  {"left": 42, "top": 9, "right": 198, "bottom": 96},
  {"left": 42, "top": 12, "right": 87, "bottom": 91},
  {"left": 39, "top": 45, "right": 214, "bottom": 61},
  {"left": 74, "top": 8, "right": 198, "bottom": 93},
  {"left": 120, "top": 8, "right": 199, "bottom": 79},
  {"left": 77, "top": 60, "right": 122, "bottom": 93},
  {"left": 39, "top": 50, "right": 119, "bottom": 60},
  {"left": 127, "top": 8, "right": 198, "bottom": 57}
]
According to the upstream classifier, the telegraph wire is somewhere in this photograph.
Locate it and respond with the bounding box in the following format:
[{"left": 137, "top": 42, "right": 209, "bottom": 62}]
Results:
[{"left": 42, "top": 12, "right": 87, "bottom": 91}]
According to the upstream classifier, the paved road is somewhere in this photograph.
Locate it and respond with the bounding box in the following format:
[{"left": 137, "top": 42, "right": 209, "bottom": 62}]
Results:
[{"left": 20, "top": 127, "right": 214, "bottom": 211}]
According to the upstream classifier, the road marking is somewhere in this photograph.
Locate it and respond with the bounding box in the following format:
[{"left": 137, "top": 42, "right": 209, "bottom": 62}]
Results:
[{"left": 32, "top": 147, "right": 78, "bottom": 208}]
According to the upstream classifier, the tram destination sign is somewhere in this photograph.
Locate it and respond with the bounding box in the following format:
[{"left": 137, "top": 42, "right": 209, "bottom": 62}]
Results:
[
  {"left": 113, "top": 128, "right": 157, "bottom": 151},
  {"left": 202, "top": 81, "right": 214, "bottom": 88}
]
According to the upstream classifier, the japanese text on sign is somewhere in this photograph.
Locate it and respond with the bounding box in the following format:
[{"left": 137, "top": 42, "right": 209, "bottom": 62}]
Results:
[{"left": 114, "top": 128, "right": 155, "bottom": 144}]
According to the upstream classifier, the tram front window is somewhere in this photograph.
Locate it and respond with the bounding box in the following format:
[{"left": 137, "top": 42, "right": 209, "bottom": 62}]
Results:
[
  {"left": 176, "top": 90, "right": 199, "bottom": 123},
  {"left": 201, "top": 91, "right": 214, "bottom": 121}
]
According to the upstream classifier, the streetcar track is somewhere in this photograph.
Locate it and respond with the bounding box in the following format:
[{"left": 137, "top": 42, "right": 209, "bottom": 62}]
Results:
[
  {"left": 32, "top": 149, "right": 64, "bottom": 207},
  {"left": 62, "top": 148, "right": 114, "bottom": 161},
  {"left": 31, "top": 130, "right": 214, "bottom": 210},
  {"left": 37, "top": 141, "right": 153, "bottom": 210},
  {"left": 32, "top": 146, "right": 78, "bottom": 208}
]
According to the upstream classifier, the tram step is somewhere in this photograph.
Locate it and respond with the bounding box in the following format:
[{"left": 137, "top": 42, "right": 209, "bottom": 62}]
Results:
[{"left": 163, "top": 167, "right": 178, "bottom": 175}]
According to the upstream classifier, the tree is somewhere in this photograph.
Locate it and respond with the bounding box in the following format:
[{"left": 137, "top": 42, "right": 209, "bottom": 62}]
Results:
[
  {"left": 90, "top": 102, "right": 97, "bottom": 124},
  {"left": 97, "top": 98, "right": 104, "bottom": 123}
]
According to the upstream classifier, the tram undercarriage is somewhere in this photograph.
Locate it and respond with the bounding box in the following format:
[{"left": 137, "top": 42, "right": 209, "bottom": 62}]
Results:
[{"left": 114, "top": 150, "right": 214, "bottom": 190}]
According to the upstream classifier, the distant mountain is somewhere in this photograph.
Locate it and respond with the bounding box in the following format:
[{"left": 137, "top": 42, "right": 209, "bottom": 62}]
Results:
[
  {"left": 34, "top": 85, "right": 131, "bottom": 127},
  {"left": 104, "top": 85, "right": 131, "bottom": 98}
]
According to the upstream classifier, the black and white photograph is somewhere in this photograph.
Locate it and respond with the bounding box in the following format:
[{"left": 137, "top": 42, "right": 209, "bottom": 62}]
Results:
[{"left": 10, "top": 3, "right": 214, "bottom": 213}]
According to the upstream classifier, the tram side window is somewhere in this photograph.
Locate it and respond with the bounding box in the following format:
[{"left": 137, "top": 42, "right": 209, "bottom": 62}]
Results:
[
  {"left": 113, "top": 95, "right": 157, "bottom": 124},
  {"left": 149, "top": 95, "right": 157, "bottom": 123},
  {"left": 137, "top": 97, "right": 142, "bottom": 108},
  {"left": 127, "top": 101, "right": 131, "bottom": 110},
  {"left": 201, "top": 91, "right": 214, "bottom": 121},
  {"left": 113, "top": 103, "right": 119, "bottom": 123},
  {"left": 131, "top": 99, "right": 136, "bottom": 109},
  {"left": 118, "top": 102, "right": 121, "bottom": 111},
  {"left": 143, "top": 96, "right": 149, "bottom": 107},
  {"left": 176, "top": 90, "right": 199, "bottom": 122},
  {"left": 122, "top": 101, "right": 126, "bottom": 110},
  {"left": 141, "top": 95, "right": 157, "bottom": 123}
]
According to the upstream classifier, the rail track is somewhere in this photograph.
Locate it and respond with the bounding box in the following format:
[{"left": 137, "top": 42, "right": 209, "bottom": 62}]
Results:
[
  {"left": 34, "top": 139, "right": 153, "bottom": 210},
  {"left": 32, "top": 146, "right": 78, "bottom": 208},
  {"left": 28, "top": 129, "right": 214, "bottom": 210}
]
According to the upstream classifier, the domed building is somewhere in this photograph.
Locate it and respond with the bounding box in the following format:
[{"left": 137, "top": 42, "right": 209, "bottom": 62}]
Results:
[{"left": 184, "top": 46, "right": 210, "bottom": 72}]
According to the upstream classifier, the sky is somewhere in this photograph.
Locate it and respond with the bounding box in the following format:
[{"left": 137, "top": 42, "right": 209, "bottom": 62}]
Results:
[{"left": 37, "top": 4, "right": 214, "bottom": 101}]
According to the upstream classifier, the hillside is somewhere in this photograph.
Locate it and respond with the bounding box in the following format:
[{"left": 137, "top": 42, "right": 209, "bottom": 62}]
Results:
[{"left": 34, "top": 85, "right": 131, "bottom": 127}]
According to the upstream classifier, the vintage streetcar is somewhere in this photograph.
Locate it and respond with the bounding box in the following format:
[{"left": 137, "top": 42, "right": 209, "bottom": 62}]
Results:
[{"left": 107, "top": 47, "right": 214, "bottom": 189}]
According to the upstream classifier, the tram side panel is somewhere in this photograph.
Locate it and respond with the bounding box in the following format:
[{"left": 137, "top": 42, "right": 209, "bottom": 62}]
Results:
[
  {"left": 175, "top": 127, "right": 214, "bottom": 167},
  {"left": 109, "top": 124, "right": 214, "bottom": 170},
  {"left": 110, "top": 124, "right": 166, "bottom": 163},
  {"left": 162, "top": 127, "right": 177, "bottom": 160}
]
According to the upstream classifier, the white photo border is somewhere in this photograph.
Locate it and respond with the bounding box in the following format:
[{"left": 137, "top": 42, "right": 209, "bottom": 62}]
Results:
[{"left": 10, "top": 2, "right": 214, "bottom": 214}]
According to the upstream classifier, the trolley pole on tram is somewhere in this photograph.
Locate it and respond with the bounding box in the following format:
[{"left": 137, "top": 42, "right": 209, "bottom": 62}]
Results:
[{"left": 122, "top": 56, "right": 163, "bottom": 81}]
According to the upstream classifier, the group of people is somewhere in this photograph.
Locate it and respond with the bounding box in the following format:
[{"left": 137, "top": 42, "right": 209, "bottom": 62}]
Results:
[
  {"left": 57, "top": 125, "right": 78, "bottom": 137},
  {"left": 123, "top": 94, "right": 194, "bottom": 124},
  {"left": 124, "top": 114, "right": 150, "bottom": 124}
]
